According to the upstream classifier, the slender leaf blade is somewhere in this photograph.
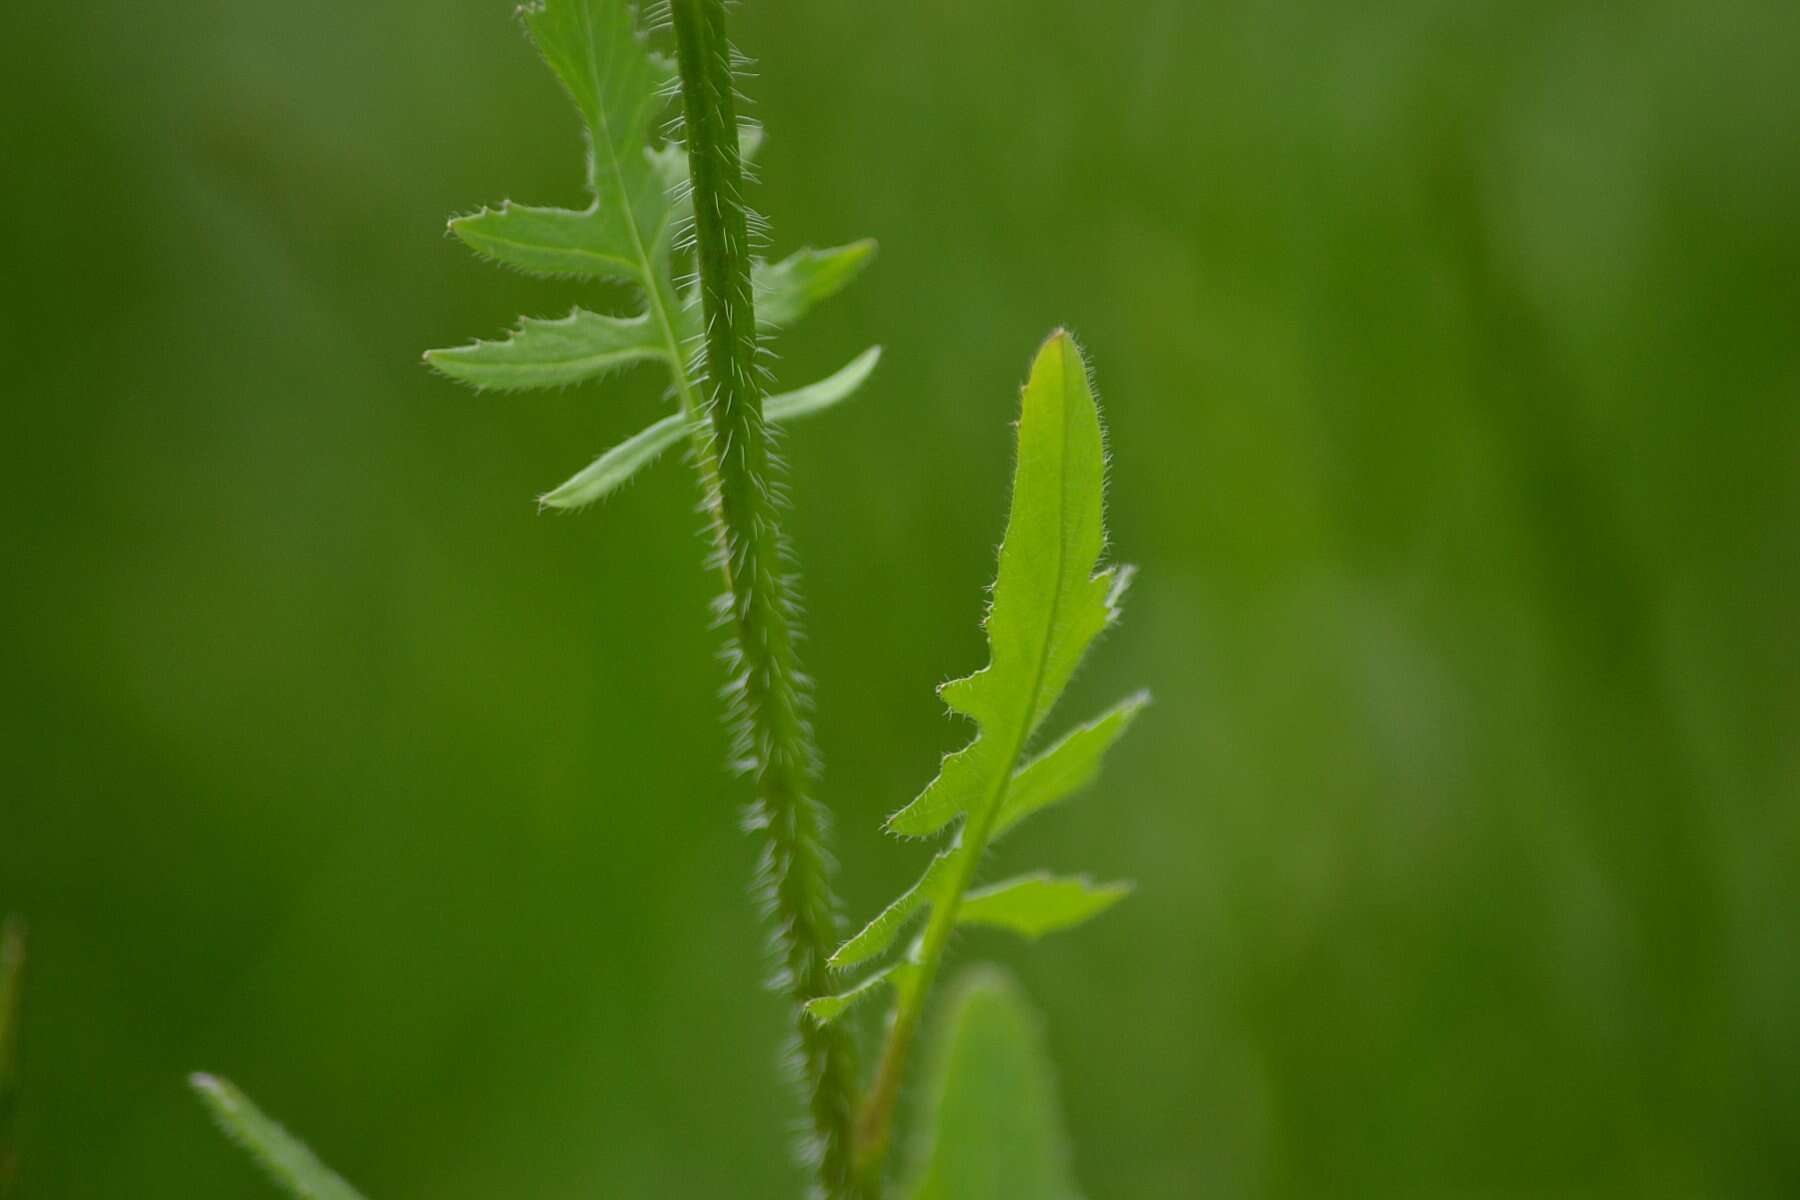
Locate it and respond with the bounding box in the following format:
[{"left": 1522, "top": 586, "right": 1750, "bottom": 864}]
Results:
[
  {"left": 903, "top": 969, "right": 1083, "bottom": 1200},
  {"left": 957, "top": 874, "right": 1132, "bottom": 939},
  {"left": 538, "top": 346, "right": 882, "bottom": 510},
  {"left": 805, "top": 958, "right": 917, "bottom": 1025},
  {"left": 994, "top": 691, "right": 1150, "bottom": 840},
  {"left": 448, "top": 201, "right": 641, "bottom": 281},
  {"left": 756, "top": 241, "right": 878, "bottom": 326},
  {"left": 189, "top": 1075, "right": 368, "bottom": 1200},
  {"left": 538, "top": 411, "right": 687, "bottom": 510},
  {"left": 830, "top": 845, "right": 956, "bottom": 971},
  {"left": 425, "top": 310, "right": 666, "bottom": 391},
  {"left": 764, "top": 345, "right": 882, "bottom": 421}
]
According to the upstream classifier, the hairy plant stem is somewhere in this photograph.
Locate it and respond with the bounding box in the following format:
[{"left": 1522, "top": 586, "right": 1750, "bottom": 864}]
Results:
[{"left": 667, "top": 4, "right": 865, "bottom": 1197}]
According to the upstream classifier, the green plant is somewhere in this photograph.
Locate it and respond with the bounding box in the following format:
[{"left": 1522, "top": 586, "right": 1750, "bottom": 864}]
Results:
[
  {"left": 192, "top": 2, "right": 1142, "bottom": 1198},
  {"left": 816, "top": 331, "right": 1145, "bottom": 1188}
]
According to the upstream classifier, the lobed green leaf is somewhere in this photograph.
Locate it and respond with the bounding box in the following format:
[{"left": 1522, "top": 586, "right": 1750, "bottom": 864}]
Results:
[
  {"left": 887, "top": 332, "right": 1128, "bottom": 839},
  {"left": 189, "top": 1075, "right": 369, "bottom": 1200},
  {"left": 843, "top": 336, "right": 1144, "bottom": 1174},
  {"left": 523, "top": 0, "right": 674, "bottom": 256}
]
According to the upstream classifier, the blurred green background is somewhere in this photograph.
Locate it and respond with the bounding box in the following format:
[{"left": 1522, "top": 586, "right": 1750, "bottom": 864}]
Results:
[{"left": 4, "top": 0, "right": 1797, "bottom": 1196}]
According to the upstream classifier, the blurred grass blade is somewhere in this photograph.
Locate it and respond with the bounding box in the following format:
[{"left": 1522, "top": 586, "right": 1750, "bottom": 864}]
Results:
[
  {"left": 190, "top": 1075, "right": 368, "bottom": 1200},
  {"left": 957, "top": 874, "right": 1132, "bottom": 939},
  {"left": 0, "top": 918, "right": 23, "bottom": 1199},
  {"left": 448, "top": 201, "right": 643, "bottom": 281},
  {"left": 903, "top": 969, "right": 1082, "bottom": 1200},
  {"left": 756, "top": 241, "right": 878, "bottom": 326},
  {"left": 424, "top": 310, "right": 667, "bottom": 392},
  {"left": 539, "top": 346, "right": 882, "bottom": 510},
  {"left": 993, "top": 691, "right": 1150, "bottom": 839}
]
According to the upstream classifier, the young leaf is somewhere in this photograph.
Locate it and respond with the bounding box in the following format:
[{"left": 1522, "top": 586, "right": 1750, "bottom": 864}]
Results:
[
  {"left": 849, "top": 333, "right": 1145, "bottom": 1178},
  {"left": 901, "top": 969, "right": 1083, "bottom": 1200},
  {"left": 994, "top": 690, "right": 1149, "bottom": 838},
  {"left": 886, "top": 332, "right": 1128, "bottom": 839},
  {"left": 189, "top": 1075, "right": 369, "bottom": 1200},
  {"left": 830, "top": 846, "right": 958, "bottom": 971},
  {"left": 538, "top": 345, "right": 882, "bottom": 510},
  {"left": 523, "top": 0, "right": 675, "bottom": 262},
  {"left": 957, "top": 874, "right": 1132, "bottom": 939}
]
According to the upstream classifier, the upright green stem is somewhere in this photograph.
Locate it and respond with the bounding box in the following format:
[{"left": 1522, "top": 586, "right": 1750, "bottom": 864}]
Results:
[
  {"left": 854, "top": 783, "right": 1009, "bottom": 1182},
  {"left": 667, "top": 4, "right": 865, "bottom": 1197}
]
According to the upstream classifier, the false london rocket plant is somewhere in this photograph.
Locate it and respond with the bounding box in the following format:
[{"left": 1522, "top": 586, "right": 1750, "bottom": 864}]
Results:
[{"left": 191, "top": 3, "right": 1146, "bottom": 1198}]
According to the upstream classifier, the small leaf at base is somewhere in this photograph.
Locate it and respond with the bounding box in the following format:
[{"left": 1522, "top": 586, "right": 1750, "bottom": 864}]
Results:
[{"left": 903, "top": 968, "right": 1083, "bottom": 1200}]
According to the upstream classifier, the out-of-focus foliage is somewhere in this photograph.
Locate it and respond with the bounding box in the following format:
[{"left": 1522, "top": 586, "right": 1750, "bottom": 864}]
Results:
[
  {"left": 0, "top": 1, "right": 1795, "bottom": 1198},
  {"left": 903, "top": 969, "right": 1080, "bottom": 1200}
]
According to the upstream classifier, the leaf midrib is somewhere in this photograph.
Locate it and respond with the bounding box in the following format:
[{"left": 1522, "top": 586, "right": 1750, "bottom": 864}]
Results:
[
  {"left": 469, "top": 206, "right": 639, "bottom": 276},
  {"left": 579, "top": 15, "right": 700, "bottom": 419}
]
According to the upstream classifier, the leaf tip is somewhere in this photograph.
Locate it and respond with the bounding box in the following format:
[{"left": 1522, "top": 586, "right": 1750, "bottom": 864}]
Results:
[{"left": 188, "top": 1071, "right": 242, "bottom": 1116}]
